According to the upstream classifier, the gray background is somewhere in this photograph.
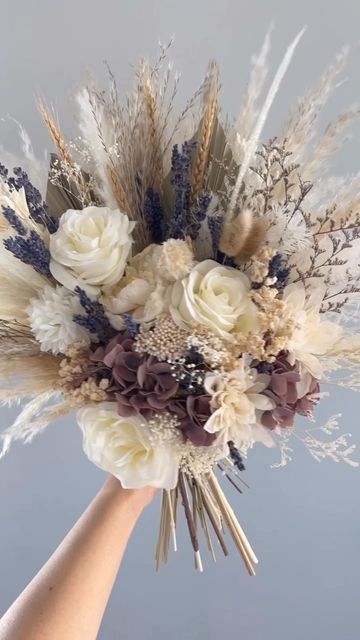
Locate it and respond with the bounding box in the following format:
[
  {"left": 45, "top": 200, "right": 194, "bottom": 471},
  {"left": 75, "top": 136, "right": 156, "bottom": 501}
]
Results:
[{"left": 0, "top": 1, "right": 359, "bottom": 638}]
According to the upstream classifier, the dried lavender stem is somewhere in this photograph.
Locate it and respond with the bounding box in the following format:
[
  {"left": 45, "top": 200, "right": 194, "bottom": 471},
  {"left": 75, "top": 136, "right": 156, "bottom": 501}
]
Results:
[{"left": 178, "top": 472, "right": 203, "bottom": 572}]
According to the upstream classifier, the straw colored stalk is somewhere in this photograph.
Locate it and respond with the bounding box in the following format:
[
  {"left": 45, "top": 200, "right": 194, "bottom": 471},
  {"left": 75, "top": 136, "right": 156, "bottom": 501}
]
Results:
[
  {"left": 191, "top": 63, "right": 219, "bottom": 202},
  {"left": 0, "top": 246, "right": 52, "bottom": 325},
  {"left": 143, "top": 78, "right": 164, "bottom": 190},
  {"left": 0, "top": 352, "right": 62, "bottom": 399},
  {"left": 106, "top": 165, "right": 130, "bottom": 213},
  {"left": 156, "top": 473, "right": 232, "bottom": 571},
  {"left": 207, "top": 472, "right": 258, "bottom": 576},
  {"left": 155, "top": 488, "right": 178, "bottom": 570},
  {"left": 38, "top": 100, "right": 92, "bottom": 206}
]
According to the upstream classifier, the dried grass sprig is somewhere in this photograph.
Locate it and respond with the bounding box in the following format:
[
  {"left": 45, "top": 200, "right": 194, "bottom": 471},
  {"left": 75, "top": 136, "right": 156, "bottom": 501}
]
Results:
[
  {"left": 228, "top": 28, "right": 306, "bottom": 219},
  {"left": 38, "top": 99, "right": 93, "bottom": 207},
  {"left": 191, "top": 61, "right": 219, "bottom": 201}
]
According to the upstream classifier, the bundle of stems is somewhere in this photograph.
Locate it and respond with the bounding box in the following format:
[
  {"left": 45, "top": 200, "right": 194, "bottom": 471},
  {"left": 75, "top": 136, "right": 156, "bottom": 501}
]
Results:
[{"left": 155, "top": 469, "right": 257, "bottom": 575}]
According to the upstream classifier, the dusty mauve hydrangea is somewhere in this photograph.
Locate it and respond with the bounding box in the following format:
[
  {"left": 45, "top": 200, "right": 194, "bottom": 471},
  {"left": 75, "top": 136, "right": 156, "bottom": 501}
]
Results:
[
  {"left": 168, "top": 394, "right": 215, "bottom": 446},
  {"left": 261, "top": 354, "right": 320, "bottom": 429},
  {"left": 91, "top": 332, "right": 179, "bottom": 420}
]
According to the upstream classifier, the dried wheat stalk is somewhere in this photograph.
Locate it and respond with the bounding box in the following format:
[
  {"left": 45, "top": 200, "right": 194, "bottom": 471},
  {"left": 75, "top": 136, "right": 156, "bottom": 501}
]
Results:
[
  {"left": 106, "top": 165, "right": 130, "bottom": 212},
  {"left": 191, "top": 99, "right": 218, "bottom": 202},
  {"left": 38, "top": 100, "right": 92, "bottom": 206}
]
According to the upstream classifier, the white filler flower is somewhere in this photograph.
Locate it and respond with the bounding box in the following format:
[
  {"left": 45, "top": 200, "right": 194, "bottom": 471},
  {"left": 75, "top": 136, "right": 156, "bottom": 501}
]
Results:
[
  {"left": 49, "top": 206, "right": 135, "bottom": 295},
  {"left": 27, "top": 285, "right": 91, "bottom": 354},
  {"left": 77, "top": 403, "right": 179, "bottom": 489}
]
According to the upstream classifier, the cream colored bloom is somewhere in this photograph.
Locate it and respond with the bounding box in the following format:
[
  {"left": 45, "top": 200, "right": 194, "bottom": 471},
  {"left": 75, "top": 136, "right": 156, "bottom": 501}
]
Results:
[
  {"left": 156, "top": 239, "right": 194, "bottom": 282},
  {"left": 49, "top": 206, "right": 135, "bottom": 295},
  {"left": 27, "top": 285, "right": 91, "bottom": 354},
  {"left": 77, "top": 403, "right": 179, "bottom": 489},
  {"left": 170, "top": 260, "right": 258, "bottom": 339},
  {"left": 204, "top": 363, "right": 274, "bottom": 449},
  {"left": 282, "top": 283, "right": 343, "bottom": 378},
  {"left": 102, "top": 241, "right": 192, "bottom": 326}
]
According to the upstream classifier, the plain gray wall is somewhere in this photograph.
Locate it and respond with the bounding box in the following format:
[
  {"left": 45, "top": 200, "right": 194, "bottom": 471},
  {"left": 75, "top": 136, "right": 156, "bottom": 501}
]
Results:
[{"left": 0, "top": 1, "right": 359, "bottom": 638}]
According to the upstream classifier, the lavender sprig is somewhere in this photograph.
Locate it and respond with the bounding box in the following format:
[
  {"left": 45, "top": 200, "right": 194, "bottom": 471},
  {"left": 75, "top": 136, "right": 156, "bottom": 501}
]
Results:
[
  {"left": 0, "top": 164, "right": 58, "bottom": 233},
  {"left": 1, "top": 207, "right": 27, "bottom": 236},
  {"left": 268, "top": 253, "right": 290, "bottom": 289},
  {"left": 228, "top": 441, "right": 246, "bottom": 472},
  {"left": 186, "top": 191, "right": 212, "bottom": 240},
  {"left": 122, "top": 314, "right": 139, "bottom": 337},
  {"left": 144, "top": 188, "right": 165, "bottom": 243},
  {"left": 73, "top": 287, "right": 116, "bottom": 343},
  {"left": 167, "top": 141, "right": 196, "bottom": 240},
  {"left": 4, "top": 230, "right": 51, "bottom": 277}
]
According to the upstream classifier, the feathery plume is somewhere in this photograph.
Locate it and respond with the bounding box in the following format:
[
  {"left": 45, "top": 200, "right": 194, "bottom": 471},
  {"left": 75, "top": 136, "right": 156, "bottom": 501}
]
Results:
[{"left": 228, "top": 27, "right": 306, "bottom": 219}]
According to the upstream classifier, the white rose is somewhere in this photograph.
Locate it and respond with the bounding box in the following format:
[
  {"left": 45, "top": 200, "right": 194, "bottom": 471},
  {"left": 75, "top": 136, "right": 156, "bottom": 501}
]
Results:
[
  {"left": 77, "top": 403, "right": 179, "bottom": 489},
  {"left": 170, "top": 259, "right": 257, "bottom": 338},
  {"left": 49, "top": 206, "right": 135, "bottom": 295}
]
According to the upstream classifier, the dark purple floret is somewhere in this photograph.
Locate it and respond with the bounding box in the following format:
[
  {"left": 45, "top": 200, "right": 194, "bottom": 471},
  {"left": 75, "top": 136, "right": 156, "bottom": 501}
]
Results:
[
  {"left": 1, "top": 207, "right": 27, "bottom": 235},
  {"left": 122, "top": 314, "right": 139, "bottom": 338},
  {"left": 267, "top": 253, "right": 290, "bottom": 289},
  {"left": 73, "top": 286, "right": 116, "bottom": 343},
  {"left": 228, "top": 441, "right": 246, "bottom": 471},
  {"left": 167, "top": 141, "right": 196, "bottom": 240},
  {"left": 144, "top": 187, "right": 165, "bottom": 243},
  {"left": 186, "top": 191, "right": 212, "bottom": 240},
  {"left": 1, "top": 164, "right": 58, "bottom": 232},
  {"left": 4, "top": 230, "right": 51, "bottom": 277}
]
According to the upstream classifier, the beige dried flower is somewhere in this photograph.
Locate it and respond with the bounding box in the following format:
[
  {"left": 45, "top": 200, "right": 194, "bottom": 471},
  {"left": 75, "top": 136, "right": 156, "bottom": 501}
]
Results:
[{"left": 156, "top": 239, "right": 194, "bottom": 282}]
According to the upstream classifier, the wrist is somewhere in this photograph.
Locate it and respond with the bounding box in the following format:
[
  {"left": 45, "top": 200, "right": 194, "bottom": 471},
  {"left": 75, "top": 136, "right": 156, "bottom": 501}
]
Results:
[{"left": 101, "top": 476, "right": 158, "bottom": 513}]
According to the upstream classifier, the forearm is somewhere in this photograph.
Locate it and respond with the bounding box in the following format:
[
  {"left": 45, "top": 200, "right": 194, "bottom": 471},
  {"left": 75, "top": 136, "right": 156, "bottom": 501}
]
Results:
[{"left": 0, "top": 477, "right": 155, "bottom": 640}]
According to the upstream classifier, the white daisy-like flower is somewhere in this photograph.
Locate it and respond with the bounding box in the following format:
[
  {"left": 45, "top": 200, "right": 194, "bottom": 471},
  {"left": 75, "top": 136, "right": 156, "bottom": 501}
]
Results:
[
  {"left": 27, "top": 285, "right": 91, "bottom": 355},
  {"left": 203, "top": 361, "right": 274, "bottom": 449},
  {"left": 282, "top": 282, "right": 343, "bottom": 378}
]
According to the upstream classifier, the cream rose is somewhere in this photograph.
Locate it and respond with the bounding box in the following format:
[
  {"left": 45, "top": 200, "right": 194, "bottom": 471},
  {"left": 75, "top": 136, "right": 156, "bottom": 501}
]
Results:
[
  {"left": 170, "top": 259, "right": 257, "bottom": 338},
  {"left": 49, "top": 206, "right": 135, "bottom": 295},
  {"left": 77, "top": 403, "right": 179, "bottom": 489}
]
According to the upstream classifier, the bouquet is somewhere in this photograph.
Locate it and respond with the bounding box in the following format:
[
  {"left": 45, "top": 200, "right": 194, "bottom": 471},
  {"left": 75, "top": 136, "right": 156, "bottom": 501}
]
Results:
[{"left": 0, "top": 30, "right": 359, "bottom": 574}]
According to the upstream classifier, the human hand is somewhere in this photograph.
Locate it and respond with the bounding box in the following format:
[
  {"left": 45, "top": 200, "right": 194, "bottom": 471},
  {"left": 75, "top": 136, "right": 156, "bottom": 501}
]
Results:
[{"left": 102, "top": 474, "right": 159, "bottom": 511}]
